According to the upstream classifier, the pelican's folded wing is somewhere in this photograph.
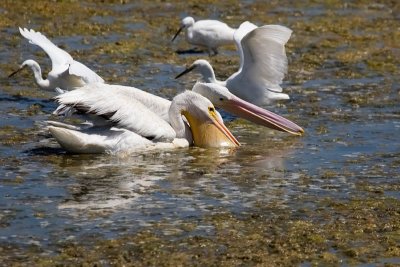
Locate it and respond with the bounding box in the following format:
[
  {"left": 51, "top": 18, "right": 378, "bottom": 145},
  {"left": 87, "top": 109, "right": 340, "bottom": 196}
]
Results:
[{"left": 54, "top": 83, "right": 176, "bottom": 141}]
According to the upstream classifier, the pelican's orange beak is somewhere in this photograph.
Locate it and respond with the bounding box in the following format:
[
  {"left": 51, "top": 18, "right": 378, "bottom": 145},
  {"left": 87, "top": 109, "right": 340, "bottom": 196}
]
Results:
[
  {"left": 219, "top": 94, "right": 304, "bottom": 135},
  {"left": 183, "top": 109, "right": 240, "bottom": 148}
]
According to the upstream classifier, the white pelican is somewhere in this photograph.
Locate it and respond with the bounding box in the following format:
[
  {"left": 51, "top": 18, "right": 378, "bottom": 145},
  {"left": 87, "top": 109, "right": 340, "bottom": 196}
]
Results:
[
  {"left": 192, "top": 83, "right": 304, "bottom": 136},
  {"left": 48, "top": 83, "right": 240, "bottom": 154},
  {"left": 176, "top": 22, "right": 292, "bottom": 105},
  {"left": 171, "top": 16, "right": 236, "bottom": 55},
  {"left": 9, "top": 28, "right": 104, "bottom": 92}
]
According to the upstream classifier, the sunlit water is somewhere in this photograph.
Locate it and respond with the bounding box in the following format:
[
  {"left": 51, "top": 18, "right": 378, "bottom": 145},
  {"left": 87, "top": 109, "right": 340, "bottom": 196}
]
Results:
[{"left": 1, "top": 81, "right": 398, "bottom": 250}]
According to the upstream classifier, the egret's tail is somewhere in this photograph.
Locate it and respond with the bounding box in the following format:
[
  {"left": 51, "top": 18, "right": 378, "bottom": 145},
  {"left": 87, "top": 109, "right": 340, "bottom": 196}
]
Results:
[{"left": 266, "top": 91, "right": 290, "bottom": 101}]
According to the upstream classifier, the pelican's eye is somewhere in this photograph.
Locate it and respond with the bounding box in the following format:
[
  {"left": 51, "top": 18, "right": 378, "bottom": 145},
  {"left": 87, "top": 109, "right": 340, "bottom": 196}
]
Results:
[
  {"left": 219, "top": 98, "right": 224, "bottom": 101},
  {"left": 208, "top": 107, "right": 215, "bottom": 112}
]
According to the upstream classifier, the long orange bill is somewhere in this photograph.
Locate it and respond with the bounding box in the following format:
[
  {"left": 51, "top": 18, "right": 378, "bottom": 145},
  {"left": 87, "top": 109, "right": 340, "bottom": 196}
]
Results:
[
  {"left": 222, "top": 95, "right": 304, "bottom": 136},
  {"left": 211, "top": 116, "right": 241, "bottom": 147}
]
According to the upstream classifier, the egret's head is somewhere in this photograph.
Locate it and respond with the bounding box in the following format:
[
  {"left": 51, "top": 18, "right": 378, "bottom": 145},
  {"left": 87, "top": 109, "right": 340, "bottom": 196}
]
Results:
[
  {"left": 172, "top": 17, "right": 195, "bottom": 42},
  {"left": 8, "top": 59, "right": 40, "bottom": 78},
  {"left": 181, "top": 16, "right": 195, "bottom": 27},
  {"left": 175, "top": 59, "right": 215, "bottom": 82},
  {"left": 22, "top": 59, "right": 38, "bottom": 68}
]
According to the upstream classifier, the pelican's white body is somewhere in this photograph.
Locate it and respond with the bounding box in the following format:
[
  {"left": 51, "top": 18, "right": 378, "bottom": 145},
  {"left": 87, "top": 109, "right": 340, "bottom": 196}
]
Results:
[
  {"left": 49, "top": 83, "right": 236, "bottom": 154},
  {"left": 48, "top": 122, "right": 189, "bottom": 155}
]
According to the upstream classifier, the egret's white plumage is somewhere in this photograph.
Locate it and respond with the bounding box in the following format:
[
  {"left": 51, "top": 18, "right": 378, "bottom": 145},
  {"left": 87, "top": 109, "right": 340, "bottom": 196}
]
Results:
[
  {"left": 172, "top": 16, "right": 236, "bottom": 55},
  {"left": 49, "top": 83, "right": 240, "bottom": 154},
  {"left": 176, "top": 22, "right": 293, "bottom": 105},
  {"left": 9, "top": 28, "right": 104, "bottom": 91}
]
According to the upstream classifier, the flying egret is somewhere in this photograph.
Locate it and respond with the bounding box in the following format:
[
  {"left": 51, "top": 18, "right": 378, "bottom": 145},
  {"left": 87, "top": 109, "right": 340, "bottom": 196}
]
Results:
[
  {"left": 171, "top": 16, "right": 236, "bottom": 55},
  {"left": 176, "top": 22, "right": 293, "bottom": 105},
  {"left": 48, "top": 83, "right": 240, "bottom": 154},
  {"left": 9, "top": 27, "right": 104, "bottom": 92}
]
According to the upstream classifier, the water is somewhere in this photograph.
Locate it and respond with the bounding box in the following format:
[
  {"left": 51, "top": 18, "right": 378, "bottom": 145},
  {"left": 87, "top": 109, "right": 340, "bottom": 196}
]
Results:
[{"left": 0, "top": 0, "right": 399, "bottom": 265}]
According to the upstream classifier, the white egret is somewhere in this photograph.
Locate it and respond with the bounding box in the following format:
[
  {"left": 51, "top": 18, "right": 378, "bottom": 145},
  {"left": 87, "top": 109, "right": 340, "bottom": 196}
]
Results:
[
  {"left": 176, "top": 22, "right": 293, "bottom": 105},
  {"left": 9, "top": 27, "right": 104, "bottom": 92},
  {"left": 171, "top": 16, "right": 236, "bottom": 55},
  {"left": 48, "top": 83, "right": 240, "bottom": 154}
]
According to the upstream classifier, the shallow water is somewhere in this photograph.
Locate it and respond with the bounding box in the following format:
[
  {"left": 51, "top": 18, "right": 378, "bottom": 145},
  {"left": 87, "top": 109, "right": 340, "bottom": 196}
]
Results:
[{"left": 0, "top": 0, "right": 399, "bottom": 265}]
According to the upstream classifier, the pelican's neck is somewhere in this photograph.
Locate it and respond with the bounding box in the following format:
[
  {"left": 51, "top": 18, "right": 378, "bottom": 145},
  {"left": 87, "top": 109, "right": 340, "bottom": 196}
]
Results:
[
  {"left": 168, "top": 98, "right": 193, "bottom": 144},
  {"left": 26, "top": 60, "right": 51, "bottom": 90}
]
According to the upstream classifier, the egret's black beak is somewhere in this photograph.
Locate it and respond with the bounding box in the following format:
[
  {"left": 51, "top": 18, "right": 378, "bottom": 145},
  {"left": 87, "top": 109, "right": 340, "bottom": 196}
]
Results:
[
  {"left": 175, "top": 65, "right": 195, "bottom": 79},
  {"left": 8, "top": 65, "right": 25, "bottom": 78},
  {"left": 171, "top": 26, "right": 184, "bottom": 42}
]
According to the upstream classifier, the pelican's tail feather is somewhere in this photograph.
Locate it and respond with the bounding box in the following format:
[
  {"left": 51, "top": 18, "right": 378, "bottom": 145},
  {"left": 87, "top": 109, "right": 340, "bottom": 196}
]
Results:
[{"left": 48, "top": 126, "right": 105, "bottom": 154}]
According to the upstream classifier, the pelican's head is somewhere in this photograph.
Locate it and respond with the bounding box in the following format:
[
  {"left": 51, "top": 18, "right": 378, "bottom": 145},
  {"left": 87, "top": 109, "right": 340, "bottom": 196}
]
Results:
[
  {"left": 171, "top": 16, "right": 195, "bottom": 42},
  {"left": 8, "top": 59, "right": 41, "bottom": 78},
  {"left": 175, "top": 59, "right": 216, "bottom": 83},
  {"left": 193, "top": 83, "right": 304, "bottom": 136},
  {"left": 171, "top": 91, "right": 240, "bottom": 148}
]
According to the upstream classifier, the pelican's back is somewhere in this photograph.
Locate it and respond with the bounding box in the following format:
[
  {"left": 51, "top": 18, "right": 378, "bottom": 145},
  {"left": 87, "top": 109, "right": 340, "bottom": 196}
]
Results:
[{"left": 54, "top": 83, "right": 176, "bottom": 141}]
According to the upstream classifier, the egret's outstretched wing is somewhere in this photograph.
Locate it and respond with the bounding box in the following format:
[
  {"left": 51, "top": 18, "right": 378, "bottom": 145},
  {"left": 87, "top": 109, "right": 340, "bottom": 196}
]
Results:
[
  {"left": 20, "top": 27, "right": 104, "bottom": 84},
  {"left": 68, "top": 60, "right": 104, "bottom": 84},
  {"left": 231, "top": 23, "right": 292, "bottom": 92},
  {"left": 54, "top": 83, "right": 176, "bottom": 141},
  {"left": 19, "top": 27, "right": 72, "bottom": 72},
  {"left": 233, "top": 21, "right": 258, "bottom": 72}
]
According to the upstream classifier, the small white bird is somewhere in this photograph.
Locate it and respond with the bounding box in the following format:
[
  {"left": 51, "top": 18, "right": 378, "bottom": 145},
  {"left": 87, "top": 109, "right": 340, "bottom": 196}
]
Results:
[
  {"left": 48, "top": 83, "right": 240, "bottom": 154},
  {"left": 176, "top": 22, "right": 293, "bottom": 105},
  {"left": 171, "top": 16, "right": 236, "bottom": 55},
  {"left": 9, "top": 27, "right": 104, "bottom": 92}
]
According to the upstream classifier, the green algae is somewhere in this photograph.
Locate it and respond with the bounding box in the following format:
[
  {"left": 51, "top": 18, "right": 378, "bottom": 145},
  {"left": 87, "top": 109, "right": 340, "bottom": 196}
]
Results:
[
  {"left": 0, "top": 125, "right": 33, "bottom": 146},
  {"left": 1, "top": 197, "right": 396, "bottom": 266}
]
